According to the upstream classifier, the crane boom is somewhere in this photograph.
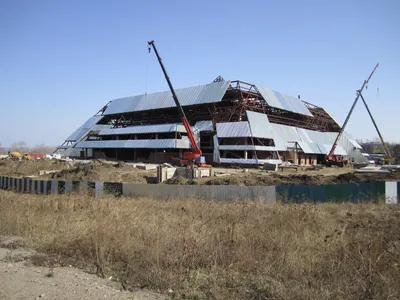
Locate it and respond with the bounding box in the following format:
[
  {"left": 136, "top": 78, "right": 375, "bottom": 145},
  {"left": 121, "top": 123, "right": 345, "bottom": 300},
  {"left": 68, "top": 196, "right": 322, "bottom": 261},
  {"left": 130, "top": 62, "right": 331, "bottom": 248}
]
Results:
[
  {"left": 147, "top": 40, "right": 202, "bottom": 160},
  {"left": 328, "top": 63, "right": 379, "bottom": 158},
  {"left": 359, "top": 93, "right": 392, "bottom": 162}
]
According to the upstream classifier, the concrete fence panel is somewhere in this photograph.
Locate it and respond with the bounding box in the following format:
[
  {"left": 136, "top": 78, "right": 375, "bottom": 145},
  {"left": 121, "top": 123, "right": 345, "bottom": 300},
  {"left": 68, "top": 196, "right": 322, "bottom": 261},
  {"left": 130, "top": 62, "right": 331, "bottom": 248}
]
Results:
[
  {"left": 0, "top": 175, "right": 397, "bottom": 204},
  {"left": 385, "top": 182, "right": 398, "bottom": 204},
  {"left": 122, "top": 183, "right": 276, "bottom": 203}
]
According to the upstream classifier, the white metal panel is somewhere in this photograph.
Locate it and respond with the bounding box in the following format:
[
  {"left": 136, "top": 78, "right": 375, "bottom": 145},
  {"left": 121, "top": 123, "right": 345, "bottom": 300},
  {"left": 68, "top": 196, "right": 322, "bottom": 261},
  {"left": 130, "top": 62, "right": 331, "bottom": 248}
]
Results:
[
  {"left": 256, "top": 86, "right": 313, "bottom": 117},
  {"left": 75, "top": 140, "right": 128, "bottom": 148},
  {"left": 385, "top": 182, "right": 398, "bottom": 204},
  {"left": 65, "top": 116, "right": 104, "bottom": 141},
  {"left": 124, "top": 139, "right": 174, "bottom": 148},
  {"left": 297, "top": 141, "right": 321, "bottom": 154},
  {"left": 347, "top": 138, "right": 362, "bottom": 149},
  {"left": 219, "top": 158, "right": 282, "bottom": 165},
  {"left": 219, "top": 145, "right": 278, "bottom": 151},
  {"left": 194, "top": 120, "right": 213, "bottom": 131},
  {"left": 216, "top": 122, "right": 251, "bottom": 137},
  {"left": 99, "top": 123, "right": 185, "bottom": 135},
  {"left": 246, "top": 111, "right": 275, "bottom": 138},
  {"left": 317, "top": 143, "right": 347, "bottom": 156},
  {"left": 269, "top": 123, "right": 299, "bottom": 150},
  {"left": 104, "top": 80, "right": 231, "bottom": 115},
  {"left": 176, "top": 137, "right": 191, "bottom": 149},
  {"left": 76, "top": 139, "right": 190, "bottom": 149}
]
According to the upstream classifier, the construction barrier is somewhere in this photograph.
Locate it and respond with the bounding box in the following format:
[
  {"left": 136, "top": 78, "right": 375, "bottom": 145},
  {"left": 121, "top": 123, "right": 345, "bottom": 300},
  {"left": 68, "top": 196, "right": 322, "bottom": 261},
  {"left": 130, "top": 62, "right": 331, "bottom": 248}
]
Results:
[{"left": 0, "top": 175, "right": 398, "bottom": 204}]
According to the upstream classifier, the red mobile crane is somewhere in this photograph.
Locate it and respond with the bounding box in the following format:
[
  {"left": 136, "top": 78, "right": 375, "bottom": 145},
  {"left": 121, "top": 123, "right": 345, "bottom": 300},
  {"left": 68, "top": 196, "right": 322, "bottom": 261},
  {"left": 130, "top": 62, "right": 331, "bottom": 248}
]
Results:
[
  {"left": 147, "top": 40, "right": 207, "bottom": 167},
  {"left": 325, "top": 63, "right": 379, "bottom": 167}
]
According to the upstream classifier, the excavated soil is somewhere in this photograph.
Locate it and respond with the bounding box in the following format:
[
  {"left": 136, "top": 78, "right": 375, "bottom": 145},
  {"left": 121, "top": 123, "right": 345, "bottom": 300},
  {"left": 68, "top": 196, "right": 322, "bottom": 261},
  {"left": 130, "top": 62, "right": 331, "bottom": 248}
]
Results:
[
  {"left": 0, "top": 160, "right": 71, "bottom": 177},
  {"left": 1, "top": 160, "right": 399, "bottom": 186},
  {"left": 48, "top": 163, "right": 155, "bottom": 184},
  {"left": 190, "top": 171, "right": 400, "bottom": 186},
  {"left": 0, "top": 160, "right": 156, "bottom": 184}
]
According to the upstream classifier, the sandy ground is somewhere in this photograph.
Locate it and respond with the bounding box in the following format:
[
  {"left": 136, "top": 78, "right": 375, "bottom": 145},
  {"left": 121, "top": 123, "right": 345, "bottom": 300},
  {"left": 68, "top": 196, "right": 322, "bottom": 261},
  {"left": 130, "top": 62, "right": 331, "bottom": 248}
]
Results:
[{"left": 0, "top": 247, "right": 168, "bottom": 300}]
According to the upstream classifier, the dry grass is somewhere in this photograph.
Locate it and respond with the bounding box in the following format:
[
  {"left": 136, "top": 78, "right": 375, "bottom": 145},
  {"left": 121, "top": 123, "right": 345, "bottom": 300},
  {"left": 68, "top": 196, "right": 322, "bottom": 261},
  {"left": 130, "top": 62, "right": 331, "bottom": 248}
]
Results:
[{"left": 0, "top": 190, "right": 399, "bottom": 299}]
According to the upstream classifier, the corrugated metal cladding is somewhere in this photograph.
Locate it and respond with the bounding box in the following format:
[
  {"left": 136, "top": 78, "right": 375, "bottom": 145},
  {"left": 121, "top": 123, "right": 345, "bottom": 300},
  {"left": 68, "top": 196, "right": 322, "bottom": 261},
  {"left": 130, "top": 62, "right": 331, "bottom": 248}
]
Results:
[
  {"left": 219, "top": 158, "right": 279, "bottom": 165},
  {"left": 348, "top": 138, "right": 362, "bottom": 149},
  {"left": 256, "top": 86, "right": 313, "bottom": 117},
  {"left": 99, "top": 123, "right": 186, "bottom": 135},
  {"left": 219, "top": 145, "right": 278, "bottom": 151},
  {"left": 246, "top": 111, "right": 275, "bottom": 138},
  {"left": 66, "top": 116, "right": 103, "bottom": 141},
  {"left": 99, "top": 121, "right": 213, "bottom": 136},
  {"left": 75, "top": 138, "right": 190, "bottom": 149},
  {"left": 76, "top": 140, "right": 128, "bottom": 148},
  {"left": 103, "top": 80, "right": 231, "bottom": 115},
  {"left": 269, "top": 123, "right": 349, "bottom": 155},
  {"left": 194, "top": 120, "right": 213, "bottom": 131},
  {"left": 216, "top": 122, "right": 251, "bottom": 137}
]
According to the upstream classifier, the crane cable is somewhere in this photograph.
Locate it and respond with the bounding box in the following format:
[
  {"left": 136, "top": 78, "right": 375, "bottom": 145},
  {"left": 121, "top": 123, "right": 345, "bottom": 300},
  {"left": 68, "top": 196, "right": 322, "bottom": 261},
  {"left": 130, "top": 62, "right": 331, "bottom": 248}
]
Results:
[
  {"left": 145, "top": 43, "right": 151, "bottom": 101},
  {"left": 376, "top": 67, "right": 380, "bottom": 99}
]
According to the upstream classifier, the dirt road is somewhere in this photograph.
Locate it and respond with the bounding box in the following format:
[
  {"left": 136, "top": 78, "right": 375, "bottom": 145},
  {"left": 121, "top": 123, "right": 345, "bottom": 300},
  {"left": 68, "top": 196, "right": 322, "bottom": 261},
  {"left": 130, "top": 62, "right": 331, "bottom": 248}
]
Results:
[{"left": 0, "top": 247, "right": 167, "bottom": 300}]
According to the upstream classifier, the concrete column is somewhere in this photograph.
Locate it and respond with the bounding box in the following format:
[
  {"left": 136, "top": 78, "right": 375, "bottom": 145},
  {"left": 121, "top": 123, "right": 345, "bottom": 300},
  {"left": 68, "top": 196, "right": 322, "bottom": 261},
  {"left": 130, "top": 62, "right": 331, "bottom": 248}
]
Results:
[{"left": 244, "top": 151, "right": 248, "bottom": 159}]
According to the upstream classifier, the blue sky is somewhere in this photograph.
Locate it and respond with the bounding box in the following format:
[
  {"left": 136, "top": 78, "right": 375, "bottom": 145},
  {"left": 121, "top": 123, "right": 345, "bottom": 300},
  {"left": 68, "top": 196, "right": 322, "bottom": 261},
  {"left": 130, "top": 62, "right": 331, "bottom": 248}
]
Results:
[{"left": 0, "top": 0, "right": 399, "bottom": 147}]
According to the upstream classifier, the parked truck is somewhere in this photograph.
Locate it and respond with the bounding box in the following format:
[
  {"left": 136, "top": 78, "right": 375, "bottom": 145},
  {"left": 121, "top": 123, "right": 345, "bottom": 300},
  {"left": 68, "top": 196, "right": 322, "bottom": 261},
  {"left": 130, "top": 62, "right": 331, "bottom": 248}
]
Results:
[{"left": 7, "top": 151, "right": 32, "bottom": 160}]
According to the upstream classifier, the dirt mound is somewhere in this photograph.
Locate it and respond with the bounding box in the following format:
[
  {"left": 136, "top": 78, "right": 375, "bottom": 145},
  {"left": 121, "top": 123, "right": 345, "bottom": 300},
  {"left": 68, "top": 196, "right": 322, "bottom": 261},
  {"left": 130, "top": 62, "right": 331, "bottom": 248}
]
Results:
[
  {"left": 0, "top": 160, "right": 70, "bottom": 177},
  {"left": 50, "top": 163, "right": 153, "bottom": 184},
  {"left": 165, "top": 175, "right": 198, "bottom": 185},
  {"left": 334, "top": 173, "right": 362, "bottom": 183},
  {"left": 178, "top": 171, "right": 400, "bottom": 187},
  {"left": 51, "top": 164, "right": 101, "bottom": 181}
]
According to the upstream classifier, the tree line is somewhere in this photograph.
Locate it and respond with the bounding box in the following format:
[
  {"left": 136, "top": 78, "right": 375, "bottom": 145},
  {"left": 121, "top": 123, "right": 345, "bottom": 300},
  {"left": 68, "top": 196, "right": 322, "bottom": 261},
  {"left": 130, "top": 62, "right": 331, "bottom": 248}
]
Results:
[
  {"left": 0, "top": 141, "right": 55, "bottom": 155},
  {"left": 359, "top": 141, "right": 400, "bottom": 164}
]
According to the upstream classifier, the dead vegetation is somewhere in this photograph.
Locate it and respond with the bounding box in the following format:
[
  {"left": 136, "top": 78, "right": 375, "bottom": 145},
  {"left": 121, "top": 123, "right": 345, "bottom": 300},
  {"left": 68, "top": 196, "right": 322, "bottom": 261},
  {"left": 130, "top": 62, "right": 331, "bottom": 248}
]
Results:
[{"left": 0, "top": 190, "right": 399, "bottom": 299}]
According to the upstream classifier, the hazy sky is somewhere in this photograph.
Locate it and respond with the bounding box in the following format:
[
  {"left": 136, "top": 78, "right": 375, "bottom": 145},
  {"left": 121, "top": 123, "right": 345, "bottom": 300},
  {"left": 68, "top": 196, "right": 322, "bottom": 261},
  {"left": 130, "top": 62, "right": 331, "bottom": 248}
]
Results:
[{"left": 0, "top": 0, "right": 399, "bottom": 147}]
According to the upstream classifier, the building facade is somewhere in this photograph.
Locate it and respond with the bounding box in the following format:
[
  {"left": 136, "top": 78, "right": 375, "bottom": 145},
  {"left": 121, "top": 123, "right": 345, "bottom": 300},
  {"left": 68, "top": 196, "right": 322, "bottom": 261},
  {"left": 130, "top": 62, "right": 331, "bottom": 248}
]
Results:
[{"left": 58, "top": 78, "right": 367, "bottom": 165}]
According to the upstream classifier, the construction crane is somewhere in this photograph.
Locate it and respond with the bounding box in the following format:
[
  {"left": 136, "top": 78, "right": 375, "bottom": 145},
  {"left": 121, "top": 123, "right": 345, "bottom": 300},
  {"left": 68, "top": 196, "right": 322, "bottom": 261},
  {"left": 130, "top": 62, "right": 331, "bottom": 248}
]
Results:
[
  {"left": 359, "top": 93, "right": 392, "bottom": 164},
  {"left": 325, "top": 63, "right": 379, "bottom": 167},
  {"left": 147, "top": 40, "right": 207, "bottom": 167}
]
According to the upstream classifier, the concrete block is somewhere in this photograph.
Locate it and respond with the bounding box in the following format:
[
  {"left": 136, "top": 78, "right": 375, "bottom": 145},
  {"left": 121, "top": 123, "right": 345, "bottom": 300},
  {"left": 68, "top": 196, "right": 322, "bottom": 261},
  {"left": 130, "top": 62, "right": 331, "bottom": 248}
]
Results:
[
  {"left": 385, "top": 182, "right": 398, "bottom": 204},
  {"left": 136, "top": 164, "right": 157, "bottom": 171},
  {"left": 95, "top": 182, "right": 104, "bottom": 198},
  {"left": 39, "top": 170, "right": 60, "bottom": 176}
]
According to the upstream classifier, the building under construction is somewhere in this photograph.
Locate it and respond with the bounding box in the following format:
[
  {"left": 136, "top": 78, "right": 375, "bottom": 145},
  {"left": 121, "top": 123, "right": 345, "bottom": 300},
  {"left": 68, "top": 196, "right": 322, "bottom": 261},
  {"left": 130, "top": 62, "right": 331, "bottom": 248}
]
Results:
[{"left": 58, "top": 77, "right": 367, "bottom": 165}]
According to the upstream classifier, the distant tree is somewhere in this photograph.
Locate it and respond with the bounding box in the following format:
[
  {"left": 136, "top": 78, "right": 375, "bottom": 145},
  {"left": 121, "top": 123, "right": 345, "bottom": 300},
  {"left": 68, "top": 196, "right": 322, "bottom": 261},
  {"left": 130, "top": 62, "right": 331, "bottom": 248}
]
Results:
[
  {"left": 0, "top": 142, "right": 4, "bottom": 154},
  {"left": 392, "top": 144, "right": 400, "bottom": 164},
  {"left": 10, "top": 141, "right": 29, "bottom": 153},
  {"left": 31, "top": 143, "right": 54, "bottom": 154}
]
